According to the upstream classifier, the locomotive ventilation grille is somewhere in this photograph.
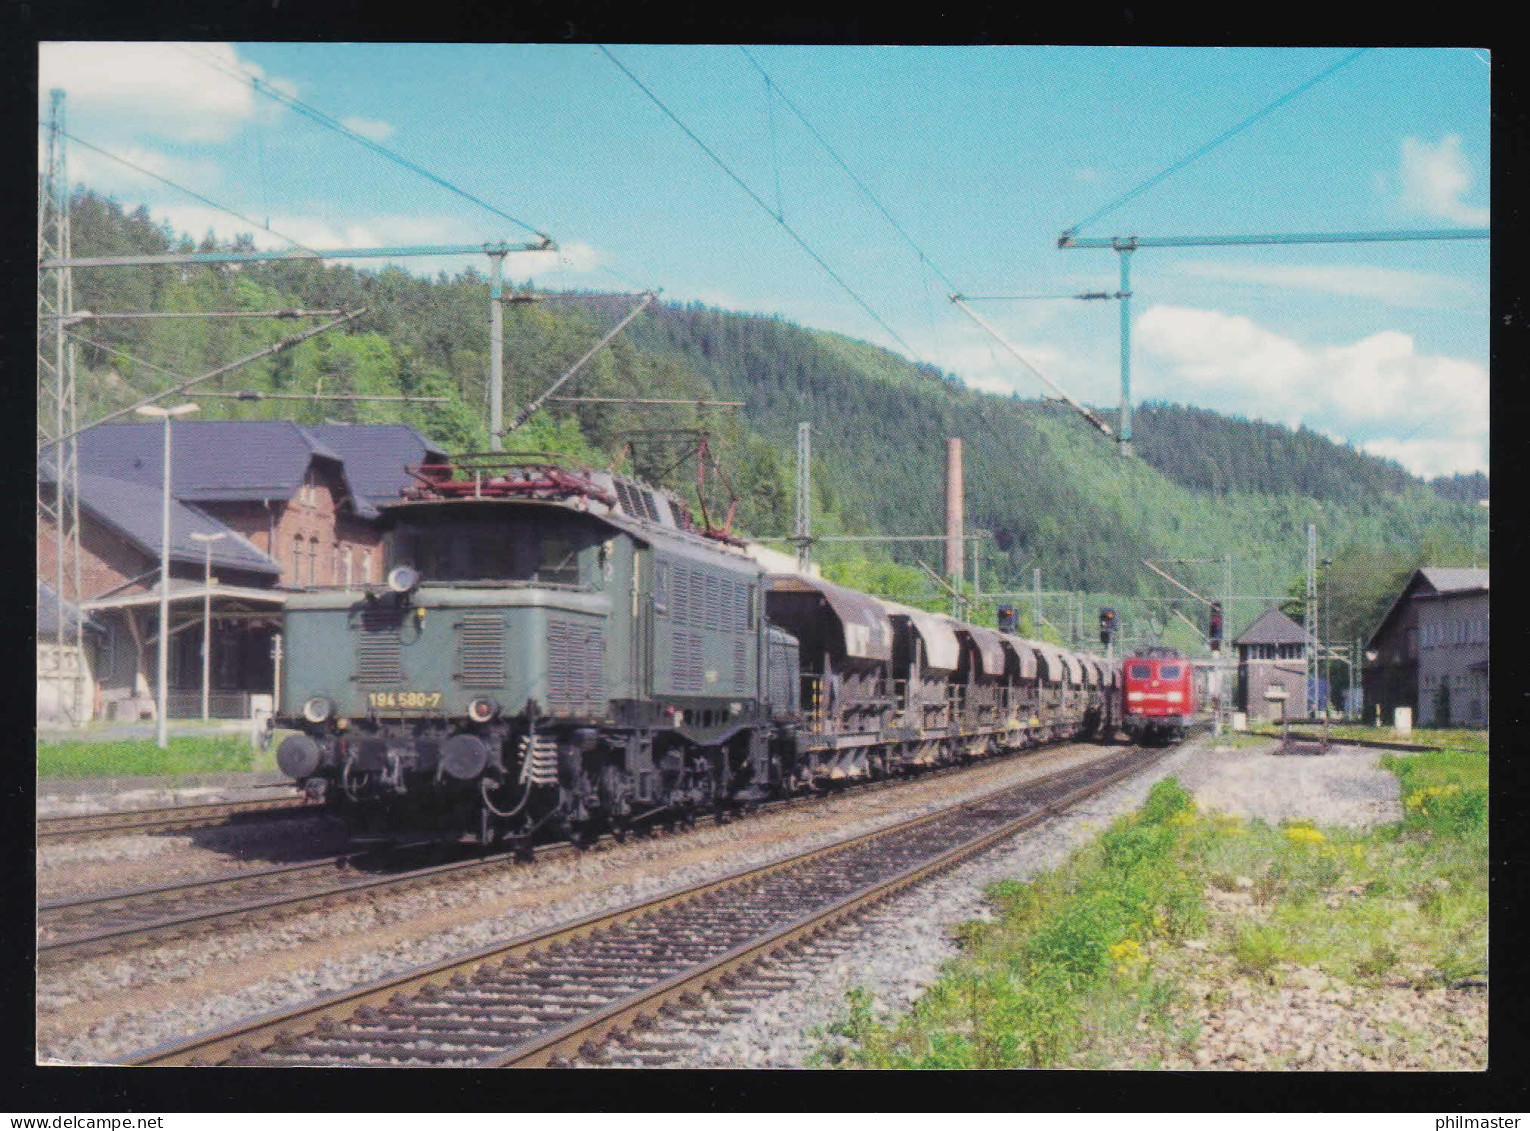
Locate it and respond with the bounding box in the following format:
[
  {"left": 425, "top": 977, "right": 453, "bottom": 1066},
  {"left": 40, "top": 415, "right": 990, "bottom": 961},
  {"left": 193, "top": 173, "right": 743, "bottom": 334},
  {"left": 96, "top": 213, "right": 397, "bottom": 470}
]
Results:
[
  {"left": 355, "top": 624, "right": 404, "bottom": 685},
  {"left": 672, "top": 629, "right": 705, "bottom": 693},
  {"left": 547, "top": 617, "right": 605, "bottom": 713},
  {"left": 456, "top": 614, "right": 505, "bottom": 686}
]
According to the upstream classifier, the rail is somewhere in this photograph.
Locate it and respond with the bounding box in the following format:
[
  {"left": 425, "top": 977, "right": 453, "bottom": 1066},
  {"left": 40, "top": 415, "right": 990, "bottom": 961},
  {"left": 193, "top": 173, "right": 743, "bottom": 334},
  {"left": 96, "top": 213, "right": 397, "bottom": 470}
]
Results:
[{"left": 126, "top": 741, "right": 1178, "bottom": 1067}]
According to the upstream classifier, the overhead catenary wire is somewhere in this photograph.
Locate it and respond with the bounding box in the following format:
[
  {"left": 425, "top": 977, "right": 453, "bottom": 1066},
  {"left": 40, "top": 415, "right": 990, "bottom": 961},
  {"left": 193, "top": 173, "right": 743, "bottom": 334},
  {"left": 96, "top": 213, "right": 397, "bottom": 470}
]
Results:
[
  {"left": 1065, "top": 48, "right": 1370, "bottom": 236},
  {"left": 599, "top": 44, "right": 925, "bottom": 365},
  {"left": 43, "top": 310, "right": 365, "bottom": 449},
  {"left": 174, "top": 43, "right": 552, "bottom": 244},
  {"left": 737, "top": 47, "right": 965, "bottom": 297},
  {"left": 56, "top": 130, "right": 322, "bottom": 256},
  {"left": 730, "top": 47, "right": 1084, "bottom": 457}
]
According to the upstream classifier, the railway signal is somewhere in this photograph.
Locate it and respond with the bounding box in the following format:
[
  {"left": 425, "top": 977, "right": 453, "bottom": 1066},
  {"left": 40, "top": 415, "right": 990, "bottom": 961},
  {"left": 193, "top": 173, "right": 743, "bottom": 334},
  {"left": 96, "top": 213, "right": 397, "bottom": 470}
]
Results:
[
  {"left": 1208, "top": 601, "right": 1223, "bottom": 652},
  {"left": 1098, "top": 606, "right": 1117, "bottom": 646}
]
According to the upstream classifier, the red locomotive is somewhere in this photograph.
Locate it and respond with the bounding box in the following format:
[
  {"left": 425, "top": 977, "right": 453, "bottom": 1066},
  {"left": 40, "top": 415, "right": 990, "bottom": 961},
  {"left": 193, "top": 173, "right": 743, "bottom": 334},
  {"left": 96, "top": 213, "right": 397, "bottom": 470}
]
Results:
[{"left": 1119, "top": 647, "right": 1197, "bottom": 744}]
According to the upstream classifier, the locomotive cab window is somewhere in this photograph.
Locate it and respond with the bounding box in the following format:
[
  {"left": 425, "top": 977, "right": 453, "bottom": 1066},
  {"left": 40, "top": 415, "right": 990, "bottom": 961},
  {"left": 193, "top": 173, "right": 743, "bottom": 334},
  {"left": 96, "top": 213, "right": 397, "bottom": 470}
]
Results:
[
  {"left": 1128, "top": 663, "right": 1151, "bottom": 679},
  {"left": 1157, "top": 664, "right": 1182, "bottom": 680},
  {"left": 385, "top": 507, "right": 614, "bottom": 586}
]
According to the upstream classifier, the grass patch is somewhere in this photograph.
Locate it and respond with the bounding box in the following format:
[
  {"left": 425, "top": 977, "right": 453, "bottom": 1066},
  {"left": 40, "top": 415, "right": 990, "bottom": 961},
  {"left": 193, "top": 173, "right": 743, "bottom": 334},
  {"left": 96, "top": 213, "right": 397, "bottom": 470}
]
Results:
[
  {"left": 816, "top": 749, "right": 1488, "bottom": 1069},
  {"left": 36, "top": 735, "right": 256, "bottom": 778},
  {"left": 813, "top": 779, "right": 1205, "bottom": 1068}
]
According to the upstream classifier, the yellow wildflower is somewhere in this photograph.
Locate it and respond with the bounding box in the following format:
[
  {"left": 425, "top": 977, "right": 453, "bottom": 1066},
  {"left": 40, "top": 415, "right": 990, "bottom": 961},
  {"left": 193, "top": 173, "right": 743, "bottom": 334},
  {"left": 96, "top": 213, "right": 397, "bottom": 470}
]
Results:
[{"left": 1108, "top": 939, "right": 1141, "bottom": 962}]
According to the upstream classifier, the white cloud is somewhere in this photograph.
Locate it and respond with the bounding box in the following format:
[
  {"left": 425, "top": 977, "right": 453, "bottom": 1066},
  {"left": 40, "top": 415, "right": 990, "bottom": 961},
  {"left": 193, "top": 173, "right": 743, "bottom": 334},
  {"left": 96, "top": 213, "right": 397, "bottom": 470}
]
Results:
[
  {"left": 150, "top": 205, "right": 470, "bottom": 253},
  {"left": 520, "top": 240, "right": 604, "bottom": 277},
  {"left": 1360, "top": 436, "right": 1488, "bottom": 480},
  {"left": 1401, "top": 134, "right": 1490, "bottom": 226},
  {"left": 42, "top": 135, "right": 222, "bottom": 197},
  {"left": 1170, "top": 260, "right": 1477, "bottom": 308},
  {"left": 39, "top": 42, "right": 288, "bottom": 143},
  {"left": 1137, "top": 304, "right": 1488, "bottom": 477},
  {"left": 341, "top": 116, "right": 395, "bottom": 142}
]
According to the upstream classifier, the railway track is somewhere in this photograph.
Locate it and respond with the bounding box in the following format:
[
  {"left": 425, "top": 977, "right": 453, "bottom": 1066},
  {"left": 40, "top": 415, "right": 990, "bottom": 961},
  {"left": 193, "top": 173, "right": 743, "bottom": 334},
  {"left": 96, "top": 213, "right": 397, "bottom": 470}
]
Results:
[
  {"left": 37, "top": 795, "right": 315, "bottom": 843},
  {"left": 38, "top": 741, "right": 1098, "bottom": 966},
  {"left": 126, "top": 741, "right": 1173, "bottom": 1067}
]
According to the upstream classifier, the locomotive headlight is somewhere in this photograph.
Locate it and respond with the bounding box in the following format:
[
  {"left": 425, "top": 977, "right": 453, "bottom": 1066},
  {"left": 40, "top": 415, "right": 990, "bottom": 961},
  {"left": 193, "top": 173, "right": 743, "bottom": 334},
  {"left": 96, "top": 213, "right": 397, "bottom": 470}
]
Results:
[
  {"left": 467, "top": 696, "right": 500, "bottom": 723},
  {"left": 387, "top": 565, "right": 422, "bottom": 594},
  {"left": 302, "top": 696, "right": 334, "bottom": 723},
  {"left": 1165, "top": 691, "right": 1184, "bottom": 703}
]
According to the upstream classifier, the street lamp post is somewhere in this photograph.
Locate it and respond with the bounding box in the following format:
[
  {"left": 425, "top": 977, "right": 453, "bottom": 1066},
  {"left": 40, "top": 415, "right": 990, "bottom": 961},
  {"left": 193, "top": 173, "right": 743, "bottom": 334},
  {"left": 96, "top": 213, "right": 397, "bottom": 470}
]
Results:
[
  {"left": 136, "top": 403, "right": 199, "bottom": 749},
  {"left": 189, "top": 531, "right": 227, "bottom": 722}
]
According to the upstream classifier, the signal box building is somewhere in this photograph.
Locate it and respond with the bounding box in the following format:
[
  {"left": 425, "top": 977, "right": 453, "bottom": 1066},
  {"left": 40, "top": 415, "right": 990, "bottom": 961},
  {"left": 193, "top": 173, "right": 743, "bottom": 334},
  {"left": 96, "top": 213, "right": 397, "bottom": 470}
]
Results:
[
  {"left": 1231, "top": 607, "right": 1312, "bottom": 721},
  {"left": 1365, "top": 568, "right": 1489, "bottom": 728},
  {"left": 37, "top": 422, "right": 445, "bottom": 724}
]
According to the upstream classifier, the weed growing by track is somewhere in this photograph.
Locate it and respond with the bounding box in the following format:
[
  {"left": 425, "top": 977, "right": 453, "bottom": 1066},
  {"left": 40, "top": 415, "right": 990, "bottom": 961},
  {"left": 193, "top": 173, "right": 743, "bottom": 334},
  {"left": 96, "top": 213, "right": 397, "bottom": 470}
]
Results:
[{"left": 815, "top": 750, "right": 1487, "bottom": 1069}]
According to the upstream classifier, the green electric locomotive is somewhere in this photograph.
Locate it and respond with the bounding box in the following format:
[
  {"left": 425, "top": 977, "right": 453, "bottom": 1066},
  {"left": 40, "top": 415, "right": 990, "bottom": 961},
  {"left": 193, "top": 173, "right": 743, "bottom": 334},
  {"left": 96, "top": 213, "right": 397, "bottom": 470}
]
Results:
[{"left": 275, "top": 453, "right": 795, "bottom": 850}]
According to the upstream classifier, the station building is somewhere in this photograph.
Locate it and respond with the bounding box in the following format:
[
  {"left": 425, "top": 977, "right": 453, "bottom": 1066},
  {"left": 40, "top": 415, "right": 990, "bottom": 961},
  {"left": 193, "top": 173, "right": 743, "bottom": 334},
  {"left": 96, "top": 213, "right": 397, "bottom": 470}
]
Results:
[
  {"left": 1365, "top": 568, "right": 1489, "bottom": 728},
  {"left": 36, "top": 421, "right": 445, "bottom": 725}
]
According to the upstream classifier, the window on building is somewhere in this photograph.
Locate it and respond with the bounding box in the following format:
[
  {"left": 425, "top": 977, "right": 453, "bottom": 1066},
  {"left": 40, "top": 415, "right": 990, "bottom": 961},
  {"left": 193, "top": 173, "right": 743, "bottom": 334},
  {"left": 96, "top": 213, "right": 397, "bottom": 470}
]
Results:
[
  {"left": 361, "top": 549, "right": 372, "bottom": 583},
  {"left": 343, "top": 547, "right": 354, "bottom": 590},
  {"left": 292, "top": 534, "right": 303, "bottom": 582},
  {"left": 308, "top": 537, "right": 319, "bottom": 586}
]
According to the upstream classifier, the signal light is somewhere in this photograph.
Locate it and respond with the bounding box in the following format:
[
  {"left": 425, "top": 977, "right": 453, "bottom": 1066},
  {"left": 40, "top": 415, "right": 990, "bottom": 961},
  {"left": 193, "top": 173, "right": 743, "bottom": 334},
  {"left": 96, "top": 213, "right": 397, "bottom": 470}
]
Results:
[
  {"left": 997, "top": 604, "right": 1017, "bottom": 632},
  {"left": 1098, "top": 606, "right": 1117, "bottom": 645},
  {"left": 1208, "top": 602, "right": 1223, "bottom": 653}
]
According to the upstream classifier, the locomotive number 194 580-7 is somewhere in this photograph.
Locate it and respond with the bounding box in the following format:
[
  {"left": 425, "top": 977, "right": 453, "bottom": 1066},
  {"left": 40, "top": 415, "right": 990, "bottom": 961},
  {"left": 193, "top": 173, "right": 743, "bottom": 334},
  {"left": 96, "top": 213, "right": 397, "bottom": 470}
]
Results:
[{"left": 367, "top": 691, "right": 443, "bottom": 711}]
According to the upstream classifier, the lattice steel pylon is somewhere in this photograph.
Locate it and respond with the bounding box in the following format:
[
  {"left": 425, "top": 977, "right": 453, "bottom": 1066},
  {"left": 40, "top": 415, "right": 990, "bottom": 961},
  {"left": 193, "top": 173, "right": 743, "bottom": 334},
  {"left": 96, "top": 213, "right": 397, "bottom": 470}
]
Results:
[{"left": 38, "top": 88, "right": 86, "bottom": 724}]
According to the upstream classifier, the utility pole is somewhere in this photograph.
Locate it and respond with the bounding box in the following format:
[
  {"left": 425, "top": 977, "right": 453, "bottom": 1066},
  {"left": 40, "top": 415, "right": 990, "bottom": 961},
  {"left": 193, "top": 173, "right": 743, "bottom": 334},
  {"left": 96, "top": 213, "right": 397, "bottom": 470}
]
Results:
[
  {"left": 1032, "top": 569, "right": 1042, "bottom": 639},
  {"left": 795, "top": 422, "right": 812, "bottom": 572},
  {"left": 488, "top": 248, "right": 506, "bottom": 450},
  {"left": 1058, "top": 227, "right": 1489, "bottom": 454},
  {"left": 1305, "top": 523, "right": 1318, "bottom": 720},
  {"left": 1221, "top": 552, "right": 1232, "bottom": 733},
  {"left": 138, "top": 402, "right": 200, "bottom": 748},
  {"left": 189, "top": 531, "right": 228, "bottom": 721}
]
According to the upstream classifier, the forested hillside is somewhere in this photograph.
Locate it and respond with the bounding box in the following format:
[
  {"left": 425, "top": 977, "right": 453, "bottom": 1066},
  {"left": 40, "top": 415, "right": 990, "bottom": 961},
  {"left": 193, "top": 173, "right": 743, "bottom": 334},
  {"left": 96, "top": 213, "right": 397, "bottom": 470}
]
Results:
[{"left": 57, "top": 190, "right": 1486, "bottom": 653}]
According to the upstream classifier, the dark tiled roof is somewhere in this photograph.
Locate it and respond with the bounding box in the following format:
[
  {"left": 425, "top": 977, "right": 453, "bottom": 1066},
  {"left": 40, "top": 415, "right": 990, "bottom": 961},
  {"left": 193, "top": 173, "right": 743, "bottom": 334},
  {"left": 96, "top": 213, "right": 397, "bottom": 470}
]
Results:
[
  {"left": 304, "top": 424, "right": 446, "bottom": 515},
  {"left": 1232, "top": 606, "right": 1312, "bottom": 647},
  {"left": 41, "top": 464, "right": 281, "bottom": 577},
  {"left": 1366, "top": 567, "right": 1490, "bottom": 650},
  {"left": 37, "top": 581, "right": 104, "bottom": 636},
  {"left": 67, "top": 421, "right": 442, "bottom": 519},
  {"left": 74, "top": 421, "right": 344, "bottom": 502}
]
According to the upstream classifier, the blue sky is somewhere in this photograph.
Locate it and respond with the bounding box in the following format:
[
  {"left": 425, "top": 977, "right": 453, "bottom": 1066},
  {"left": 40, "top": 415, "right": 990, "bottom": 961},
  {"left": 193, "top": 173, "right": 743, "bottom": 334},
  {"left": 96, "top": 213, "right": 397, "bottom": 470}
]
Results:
[{"left": 39, "top": 43, "right": 1491, "bottom": 478}]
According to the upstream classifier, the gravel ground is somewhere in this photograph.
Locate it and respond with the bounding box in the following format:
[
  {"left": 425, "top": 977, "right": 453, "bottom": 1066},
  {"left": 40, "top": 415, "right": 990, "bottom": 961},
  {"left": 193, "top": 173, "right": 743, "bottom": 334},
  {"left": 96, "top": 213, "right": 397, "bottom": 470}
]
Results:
[
  {"left": 35, "top": 816, "right": 350, "bottom": 901},
  {"left": 37, "top": 777, "right": 295, "bottom": 817},
  {"left": 41, "top": 738, "right": 1481, "bottom": 1071},
  {"left": 585, "top": 738, "right": 1483, "bottom": 1071},
  {"left": 35, "top": 744, "right": 1104, "bottom": 1065},
  {"left": 598, "top": 738, "right": 1212, "bottom": 1068}
]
